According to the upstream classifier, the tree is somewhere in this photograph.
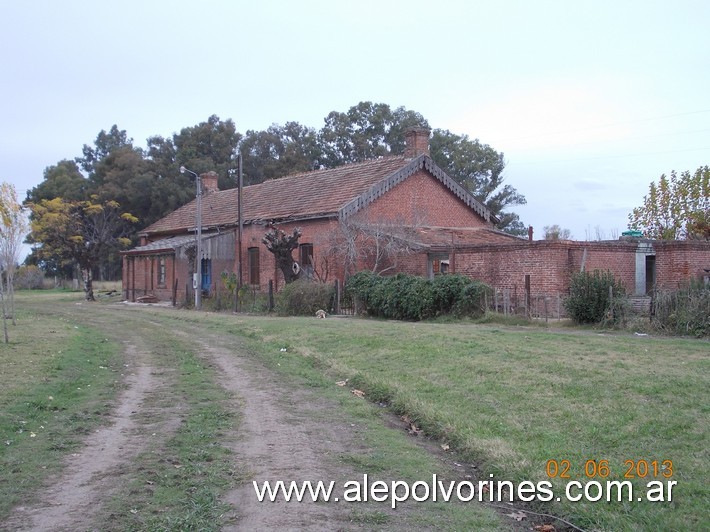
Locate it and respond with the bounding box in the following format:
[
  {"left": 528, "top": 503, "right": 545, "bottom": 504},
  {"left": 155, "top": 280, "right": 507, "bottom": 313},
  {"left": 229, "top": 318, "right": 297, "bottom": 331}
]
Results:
[
  {"left": 91, "top": 147, "right": 159, "bottom": 227},
  {"left": 628, "top": 166, "right": 709, "bottom": 240},
  {"left": 317, "top": 102, "right": 526, "bottom": 234},
  {"left": 323, "top": 218, "right": 421, "bottom": 278},
  {"left": 0, "top": 183, "right": 29, "bottom": 341},
  {"left": 319, "top": 101, "right": 429, "bottom": 167},
  {"left": 26, "top": 160, "right": 89, "bottom": 204},
  {"left": 27, "top": 197, "right": 137, "bottom": 300},
  {"left": 241, "top": 122, "right": 322, "bottom": 185},
  {"left": 77, "top": 125, "right": 135, "bottom": 175},
  {"left": 262, "top": 227, "right": 302, "bottom": 284},
  {"left": 173, "top": 115, "right": 242, "bottom": 189},
  {"left": 543, "top": 224, "right": 572, "bottom": 240},
  {"left": 429, "top": 129, "right": 526, "bottom": 235}
]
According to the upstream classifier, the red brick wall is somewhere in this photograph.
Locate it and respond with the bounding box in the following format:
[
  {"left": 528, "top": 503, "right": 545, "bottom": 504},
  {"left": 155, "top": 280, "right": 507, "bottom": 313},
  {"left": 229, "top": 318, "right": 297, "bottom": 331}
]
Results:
[
  {"left": 453, "top": 241, "right": 639, "bottom": 295},
  {"left": 123, "top": 254, "right": 185, "bottom": 302},
  {"left": 123, "top": 253, "right": 233, "bottom": 304},
  {"left": 236, "top": 216, "right": 437, "bottom": 292},
  {"left": 654, "top": 241, "right": 710, "bottom": 289},
  {"left": 574, "top": 245, "right": 637, "bottom": 292},
  {"left": 124, "top": 234, "right": 709, "bottom": 303},
  {"left": 451, "top": 239, "right": 710, "bottom": 297},
  {"left": 355, "top": 170, "right": 488, "bottom": 228},
  {"left": 237, "top": 219, "right": 345, "bottom": 292}
]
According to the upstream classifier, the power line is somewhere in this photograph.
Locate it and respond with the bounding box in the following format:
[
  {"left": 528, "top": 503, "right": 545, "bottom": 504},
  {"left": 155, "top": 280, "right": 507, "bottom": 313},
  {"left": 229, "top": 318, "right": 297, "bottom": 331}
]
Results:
[
  {"left": 511, "top": 146, "right": 710, "bottom": 166},
  {"left": 498, "top": 109, "right": 710, "bottom": 143}
]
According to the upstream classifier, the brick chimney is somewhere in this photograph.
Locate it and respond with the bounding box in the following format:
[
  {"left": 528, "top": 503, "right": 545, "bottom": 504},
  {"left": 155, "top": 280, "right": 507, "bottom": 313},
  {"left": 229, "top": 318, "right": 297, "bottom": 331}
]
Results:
[
  {"left": 200, "top": 171, "right": 219, "bottom": 195},
  {"left": 404, "top": 127, "right": 431, "bottom": 158}
]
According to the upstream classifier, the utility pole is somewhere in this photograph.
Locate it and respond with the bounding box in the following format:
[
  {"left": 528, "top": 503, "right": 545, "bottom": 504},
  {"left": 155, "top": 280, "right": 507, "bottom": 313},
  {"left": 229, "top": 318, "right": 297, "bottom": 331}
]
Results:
[
  {"left": 180, "top": 166, "right": 202, "bottom": 310},
  {"left": 236, "top": 153, "right": 243, "bottom": 312}
]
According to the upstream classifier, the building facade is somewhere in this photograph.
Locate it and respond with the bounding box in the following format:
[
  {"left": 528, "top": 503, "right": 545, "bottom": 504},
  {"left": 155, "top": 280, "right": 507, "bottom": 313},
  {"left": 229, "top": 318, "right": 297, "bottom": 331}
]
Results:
[{"left": 122, "top": 130, "right": 710, "bottom": 308}]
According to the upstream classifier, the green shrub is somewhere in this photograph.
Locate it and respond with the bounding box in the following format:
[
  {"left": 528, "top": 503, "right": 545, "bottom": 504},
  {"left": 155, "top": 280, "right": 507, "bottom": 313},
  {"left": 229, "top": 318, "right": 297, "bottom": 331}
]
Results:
[
  {"left": 346, "top": 271, "right": 491, "bottom": 321},
  {"left": 564, "top": 270, "right": 626, "bottom": 325},
  {"left": 453, "top": 281, "right": 492, "bottom": 318},
  {"left": 275, "top": 279, "right": 334, "bottom": 316},
  {"left": 432, "top": 274, "right": 473, "bottom": 314}
]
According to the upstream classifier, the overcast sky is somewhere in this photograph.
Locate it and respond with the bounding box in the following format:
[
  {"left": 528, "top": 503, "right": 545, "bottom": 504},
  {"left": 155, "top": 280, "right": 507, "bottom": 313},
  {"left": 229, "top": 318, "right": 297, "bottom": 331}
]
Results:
[{"left": 2, "top": 0, "right": 708, "bottom": 242}]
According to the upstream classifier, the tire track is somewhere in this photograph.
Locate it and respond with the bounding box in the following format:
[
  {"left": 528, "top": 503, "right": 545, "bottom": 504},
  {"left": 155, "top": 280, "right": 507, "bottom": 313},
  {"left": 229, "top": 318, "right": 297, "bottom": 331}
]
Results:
[{"left": 167, "top": 326, "right": 358, "bottom": 530}]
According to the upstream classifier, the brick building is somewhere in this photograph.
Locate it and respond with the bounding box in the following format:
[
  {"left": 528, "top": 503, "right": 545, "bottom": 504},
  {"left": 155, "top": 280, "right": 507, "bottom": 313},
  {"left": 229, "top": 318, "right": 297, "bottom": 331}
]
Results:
[
  {"left": 122, "top": 129, "right": 710, "bottom": 308},
  {"left": 122, "top": 128, "right": 517, "bottom": 303}
]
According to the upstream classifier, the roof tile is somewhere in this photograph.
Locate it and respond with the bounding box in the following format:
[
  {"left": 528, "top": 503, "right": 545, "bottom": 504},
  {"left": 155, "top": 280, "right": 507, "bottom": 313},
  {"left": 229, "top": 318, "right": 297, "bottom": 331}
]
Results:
[{"left": 143, "top": 157, "right": 409, "bottom": 235}]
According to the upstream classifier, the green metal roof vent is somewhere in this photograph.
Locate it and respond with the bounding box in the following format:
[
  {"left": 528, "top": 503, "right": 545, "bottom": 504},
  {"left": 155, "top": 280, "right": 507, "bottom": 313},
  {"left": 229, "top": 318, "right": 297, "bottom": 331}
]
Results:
[{"left": 621, "top": 230, "right": 643, "bottom": 237}]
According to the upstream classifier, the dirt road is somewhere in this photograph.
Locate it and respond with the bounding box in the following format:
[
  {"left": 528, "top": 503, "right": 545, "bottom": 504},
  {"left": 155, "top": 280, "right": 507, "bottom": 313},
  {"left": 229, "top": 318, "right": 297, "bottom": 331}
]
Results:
[
  {"left": 0, "top": 304, "right": 420, "bottom": 531},
  {"left": 3, "top": 301, "right": 518, "bottom": 531}
]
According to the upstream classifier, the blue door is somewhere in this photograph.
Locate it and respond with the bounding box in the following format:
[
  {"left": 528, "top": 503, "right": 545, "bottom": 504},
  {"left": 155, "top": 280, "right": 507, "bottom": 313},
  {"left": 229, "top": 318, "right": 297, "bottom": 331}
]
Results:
[{"left": 201, "top": 258, "right": 211, "bottom": 293}]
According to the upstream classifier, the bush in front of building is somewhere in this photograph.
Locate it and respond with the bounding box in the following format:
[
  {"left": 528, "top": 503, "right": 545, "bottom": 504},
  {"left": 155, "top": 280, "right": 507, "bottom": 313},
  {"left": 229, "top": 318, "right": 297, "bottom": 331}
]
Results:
[
  {"left": 346, "top": 271, "right": 490, "bottom": 320},
  {"left": 564, "top": 270, "right": 627, "bottom": 325},
  {"left": 275, "top": 279, "right": 335, "bottom": 316}
]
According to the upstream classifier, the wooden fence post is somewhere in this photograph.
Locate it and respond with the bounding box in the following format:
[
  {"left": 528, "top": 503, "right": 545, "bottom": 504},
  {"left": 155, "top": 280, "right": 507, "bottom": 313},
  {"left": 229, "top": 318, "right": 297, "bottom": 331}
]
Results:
[
  {"left": 525, "top": 274, "right": 531, "bottom": 319},
  {"left": 268, "top": 280, "right": 274, "bottom": 312}
]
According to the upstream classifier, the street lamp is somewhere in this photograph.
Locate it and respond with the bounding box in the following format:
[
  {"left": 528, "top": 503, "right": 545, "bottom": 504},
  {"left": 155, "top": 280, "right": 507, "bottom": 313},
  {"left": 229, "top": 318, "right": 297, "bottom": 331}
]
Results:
[{"left": 180, "top": 165, "right": 202, "bottom": 310}]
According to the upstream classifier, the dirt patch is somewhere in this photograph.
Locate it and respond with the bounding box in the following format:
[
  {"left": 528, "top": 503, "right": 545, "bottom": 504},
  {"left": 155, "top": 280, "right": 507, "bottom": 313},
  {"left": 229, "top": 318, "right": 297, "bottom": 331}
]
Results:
[{"left": 4, "top": 343, "right": 173, "bottom": 532}]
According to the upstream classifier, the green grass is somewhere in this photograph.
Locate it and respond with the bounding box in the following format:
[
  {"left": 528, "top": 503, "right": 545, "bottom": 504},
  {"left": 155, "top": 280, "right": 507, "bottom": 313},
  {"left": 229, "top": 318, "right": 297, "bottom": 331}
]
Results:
[
  {"left": 117, "top": 308, "right": 505, "bottom": 530},
  {"left": 0, "top": 302, "right": 124, "bottom": 519},
  {"left": 168, "top": 312, "right": 708, "bottom": 532},
  {"left": 5, "top": 292, "right": 707, "bottom": 530}
]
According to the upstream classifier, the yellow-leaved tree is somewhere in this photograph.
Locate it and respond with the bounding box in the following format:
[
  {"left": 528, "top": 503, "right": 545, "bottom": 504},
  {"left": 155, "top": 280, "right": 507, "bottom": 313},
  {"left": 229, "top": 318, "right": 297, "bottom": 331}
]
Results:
[{"left": 27, "top": 197, "right": 137, "bottom": 301}]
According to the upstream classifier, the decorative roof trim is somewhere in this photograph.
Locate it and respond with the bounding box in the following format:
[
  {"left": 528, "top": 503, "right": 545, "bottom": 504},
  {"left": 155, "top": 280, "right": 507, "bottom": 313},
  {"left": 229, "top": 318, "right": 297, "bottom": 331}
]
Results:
[{"left": 337, "top": 155, "right": 495, "bottom": 223}]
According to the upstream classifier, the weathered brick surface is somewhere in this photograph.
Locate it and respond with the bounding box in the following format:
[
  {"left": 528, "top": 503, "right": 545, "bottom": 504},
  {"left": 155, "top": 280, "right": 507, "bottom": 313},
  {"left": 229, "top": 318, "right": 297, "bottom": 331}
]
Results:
[
  {"left": 238, "top": 219, "right": 345, "bottom": 291},
  {"left": 452, "top": 240, "right": 710, "bottom": 296},
  {"left": 654, "top": 241, "right": 710, "bottom": 289},
  {"left": 357, "top": 170, "right": 487, "bottom": 228}
]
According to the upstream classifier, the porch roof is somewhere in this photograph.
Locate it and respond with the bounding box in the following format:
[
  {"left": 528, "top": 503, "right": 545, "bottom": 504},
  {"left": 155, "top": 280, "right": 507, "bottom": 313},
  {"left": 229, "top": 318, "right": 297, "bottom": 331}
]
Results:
[{"left": 122, "top": 233, "right": 220, "bottom": 255}]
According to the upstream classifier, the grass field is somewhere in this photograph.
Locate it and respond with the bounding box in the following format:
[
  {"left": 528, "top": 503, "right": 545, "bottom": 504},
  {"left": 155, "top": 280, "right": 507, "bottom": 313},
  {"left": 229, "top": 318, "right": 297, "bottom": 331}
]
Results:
[
  {"left": 161, "top": 310, "right": 709, "bottom": 531},
  {"left": 0, "top": 293, "right": 124, "bottom": 518},
  {"left": 2, "top": 291, "right": 708, "bottom": 530}
]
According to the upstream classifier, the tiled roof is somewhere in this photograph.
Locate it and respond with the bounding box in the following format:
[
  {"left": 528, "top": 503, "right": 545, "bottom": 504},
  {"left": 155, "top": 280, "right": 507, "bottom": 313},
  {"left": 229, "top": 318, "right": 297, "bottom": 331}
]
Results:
[
  {"left": 141, "top": 155, "right": 494, "bottom": 236},
  {"left": 403, "top": 226, "right": 524, "bottom": 249}
]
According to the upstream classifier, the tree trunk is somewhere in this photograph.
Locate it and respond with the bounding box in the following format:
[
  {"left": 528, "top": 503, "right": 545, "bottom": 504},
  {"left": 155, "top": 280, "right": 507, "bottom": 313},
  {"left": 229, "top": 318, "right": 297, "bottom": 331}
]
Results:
[
  {"left": 0, "top": 289, "right": 8, "bottom": 343},
  {"left": 83, "top": 268, "right": 95, "bottom": 301},
  {"left": 276, "top": 255, "right": 301, "bottom": 284},
  {"left": 263, "top": 227, "right": 303, "bottom": 285}
]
